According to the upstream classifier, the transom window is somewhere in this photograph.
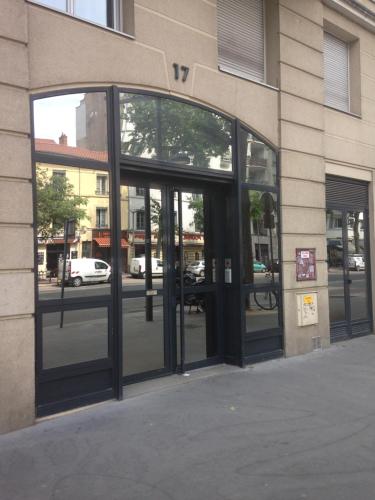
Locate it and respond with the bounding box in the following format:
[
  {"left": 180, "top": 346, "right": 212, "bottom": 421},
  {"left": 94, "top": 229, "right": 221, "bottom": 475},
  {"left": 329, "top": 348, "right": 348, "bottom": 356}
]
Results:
[{"left": 120, "top": 93, "right": 233, "bottom": 172}]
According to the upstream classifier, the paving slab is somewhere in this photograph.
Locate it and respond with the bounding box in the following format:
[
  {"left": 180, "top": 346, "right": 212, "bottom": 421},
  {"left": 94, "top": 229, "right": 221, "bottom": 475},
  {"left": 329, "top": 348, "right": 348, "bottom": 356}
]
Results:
[{"left": 1, "top": 336, "right": 375, "bottom": 499}]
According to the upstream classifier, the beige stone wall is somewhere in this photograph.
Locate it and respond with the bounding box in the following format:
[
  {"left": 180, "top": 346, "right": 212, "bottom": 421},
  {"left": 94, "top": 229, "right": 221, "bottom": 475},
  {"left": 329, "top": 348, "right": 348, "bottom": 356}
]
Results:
[
  {"left": 27, "top": 1, "right": 279, "bottom": 145},
  {"left": 0, "top": 0, "right": 35, "bottom": 433},
  {"left": 323, "top": 3, "right": 375, "bottom": 336},
  {"left": 278, "top": 0, "right": 330, "bottom": 356}
]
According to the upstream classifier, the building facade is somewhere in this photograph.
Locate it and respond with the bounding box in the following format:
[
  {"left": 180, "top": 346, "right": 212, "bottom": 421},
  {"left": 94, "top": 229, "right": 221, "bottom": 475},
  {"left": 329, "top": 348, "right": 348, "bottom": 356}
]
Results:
[{"left": 1, "top": 0, "right": 375, "bottom": 434}]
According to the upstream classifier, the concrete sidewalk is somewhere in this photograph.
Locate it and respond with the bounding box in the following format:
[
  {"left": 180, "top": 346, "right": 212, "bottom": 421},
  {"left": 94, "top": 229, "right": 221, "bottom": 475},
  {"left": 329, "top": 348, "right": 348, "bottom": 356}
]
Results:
[{"left": 2, "top": 336, "right": 375, "bottom": 500}]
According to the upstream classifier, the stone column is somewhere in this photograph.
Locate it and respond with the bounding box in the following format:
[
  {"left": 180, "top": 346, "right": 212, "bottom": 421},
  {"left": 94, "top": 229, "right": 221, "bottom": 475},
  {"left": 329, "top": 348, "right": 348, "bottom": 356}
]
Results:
[
  {"left": 0, "top": 0, "right": 35, "bottom": 433},
  {"left": 278, "top": 0, "right": 330, "bottom": 355}
]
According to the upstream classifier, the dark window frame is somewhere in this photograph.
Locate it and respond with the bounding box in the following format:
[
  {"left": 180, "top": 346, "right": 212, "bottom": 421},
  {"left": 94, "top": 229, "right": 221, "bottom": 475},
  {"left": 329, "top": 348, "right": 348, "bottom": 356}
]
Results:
[{"left": 30, "top": 85, "right": 282, "bottom": 414}]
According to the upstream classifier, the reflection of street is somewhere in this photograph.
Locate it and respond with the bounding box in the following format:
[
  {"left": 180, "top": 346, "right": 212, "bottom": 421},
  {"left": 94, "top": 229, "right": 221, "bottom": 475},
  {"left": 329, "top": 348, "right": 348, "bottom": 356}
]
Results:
[
  {"left": 328, "top": 270, "right": 369, "bottom": 322},
  {"left": 39, "top": 275, "right": 165, "bottom": 299},
  {"left": 43, "top": 309, "right": 108, "bottom": 369}
]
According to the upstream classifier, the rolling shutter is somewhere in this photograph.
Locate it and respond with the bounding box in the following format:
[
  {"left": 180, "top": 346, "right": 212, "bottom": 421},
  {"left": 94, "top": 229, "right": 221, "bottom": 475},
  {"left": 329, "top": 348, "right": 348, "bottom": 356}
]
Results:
[
  {"left": 326, "top": 176, "right": 368, "bottom": 210},
  {"left": 217, "top": 0, "right": 264, "bottom": 83},
  {"left": 324, "top": 32, "right": 349, "bottom": 112}
]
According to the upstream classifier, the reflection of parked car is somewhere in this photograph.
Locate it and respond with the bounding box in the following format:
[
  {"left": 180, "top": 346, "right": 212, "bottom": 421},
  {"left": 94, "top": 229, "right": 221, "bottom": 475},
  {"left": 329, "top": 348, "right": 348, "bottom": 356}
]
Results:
[
  {"left": 130, "top": 257, "right": 163, "bottom": 278},
  {"left": 348, "top": 254, "right": 365, "bottom": 271},
  {"left": 186, "top": 260, "right": 205, "bottom": 277},
  {"left": 253, "top": 260, "right": 267, "bottom": 273},
  {"left": 58, "top": 258, "right": 111, "bottom": 287}
]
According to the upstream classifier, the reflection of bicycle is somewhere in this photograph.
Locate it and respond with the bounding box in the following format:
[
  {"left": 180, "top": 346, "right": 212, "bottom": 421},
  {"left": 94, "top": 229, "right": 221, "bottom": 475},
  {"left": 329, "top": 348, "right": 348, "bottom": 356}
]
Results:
[{"left": 254, "top": 290, "right": 278, "bottom": 310}]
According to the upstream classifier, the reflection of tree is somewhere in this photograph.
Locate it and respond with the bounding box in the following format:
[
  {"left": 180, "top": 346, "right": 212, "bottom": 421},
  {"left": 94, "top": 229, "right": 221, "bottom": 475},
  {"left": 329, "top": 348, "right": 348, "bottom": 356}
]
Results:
[
  {"left": 351, "top": 212, "right": 361, "bottom": 253},
  {"left": 121, "top": 95, "right": 232, "bottom": 167},
  {"left": 36, "top": 168, "right": 88, "bottom": 240},
  {"left": 150, "top": 197, "right": 162, "bottom": 258},
  {"left": 188, "top": 196, "right": 204, "bottom": 232},
  {"left": 249, "top": 191, "right": 263, "bottom": 261}
]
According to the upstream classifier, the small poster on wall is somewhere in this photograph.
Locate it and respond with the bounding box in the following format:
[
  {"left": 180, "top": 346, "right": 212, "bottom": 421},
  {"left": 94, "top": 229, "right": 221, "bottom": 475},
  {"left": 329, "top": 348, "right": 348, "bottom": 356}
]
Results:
[{"left": 296, "top": 248, "right": 317, "bottom": 281}]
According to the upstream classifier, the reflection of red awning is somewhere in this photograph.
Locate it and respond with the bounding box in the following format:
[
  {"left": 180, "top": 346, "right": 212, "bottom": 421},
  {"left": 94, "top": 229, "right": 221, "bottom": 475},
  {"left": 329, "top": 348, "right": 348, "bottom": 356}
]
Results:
[{"left": 94, "top": 238, "right": 128, "bottom": 248}]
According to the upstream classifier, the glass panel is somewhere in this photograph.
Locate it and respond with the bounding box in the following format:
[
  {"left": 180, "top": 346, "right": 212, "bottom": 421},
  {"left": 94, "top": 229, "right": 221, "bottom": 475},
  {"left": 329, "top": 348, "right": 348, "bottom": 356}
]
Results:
[
  {"left": 159, "top": 99, "right": 232, "bottom": 170},
  {"left": 326, "top": 209, "right": 346, "bottom": 323},
  {"left": 244, "top": 290, "right": 279, "bottom": 333},
  {"left": 347, "top": 211, "right": 369, "bottom": 322},
  {"left": 36, "top": 165, "right": 112, "bottom": 299},
  {"left": 176, "top": 293, "right": 217, "bottom": 364},
  {"left": 240, "top": 128, "right": 276, "bottom": 186},
  {"left": 242, "top": 190, "right": 279, "bottom": 285},
  {"left": 120, "top": 93, "right": 232, "bottom": 172},
  {"left": 121, "top": 184, "right": 165, "bottom": 291},
  {"left": 74, "top": 0, "right": 107, "bottom": 25},
  {"left": 120, "top": 94, "right": 158, "bottom": 159},
  {"left": 174, "top": 191, "right": 207, "bottom": 285},
  {"left": 42, "top": 307, "right": 108, "bottom": 369},
  {"left": 122, "top": 296, "right": 165, "bottom": 376},
  {"left": 37, "top": 0, "right": 67, "bottom": 11},
  {"left": 33, "top": 92, "right": 108, "bottom": 162}
]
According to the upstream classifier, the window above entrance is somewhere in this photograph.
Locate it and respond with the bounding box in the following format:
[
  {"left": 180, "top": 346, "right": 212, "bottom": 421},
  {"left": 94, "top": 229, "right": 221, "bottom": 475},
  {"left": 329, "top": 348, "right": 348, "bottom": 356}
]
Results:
[{"left": 119, "top": 93, "right": 233, "bottom": 173}]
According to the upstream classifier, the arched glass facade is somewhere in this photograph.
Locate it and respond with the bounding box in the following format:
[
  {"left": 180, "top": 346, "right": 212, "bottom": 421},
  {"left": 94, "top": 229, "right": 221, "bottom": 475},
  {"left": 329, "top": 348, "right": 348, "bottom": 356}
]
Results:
[{"left": 32, "top": 87, "right": 281, "bottom": 416}]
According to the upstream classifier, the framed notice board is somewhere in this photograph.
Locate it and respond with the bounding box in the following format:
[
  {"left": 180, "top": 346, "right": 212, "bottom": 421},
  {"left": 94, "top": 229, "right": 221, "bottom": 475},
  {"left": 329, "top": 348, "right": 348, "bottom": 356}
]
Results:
[{"left": 296, "top": 248, "right": 316, "bottom": 281}]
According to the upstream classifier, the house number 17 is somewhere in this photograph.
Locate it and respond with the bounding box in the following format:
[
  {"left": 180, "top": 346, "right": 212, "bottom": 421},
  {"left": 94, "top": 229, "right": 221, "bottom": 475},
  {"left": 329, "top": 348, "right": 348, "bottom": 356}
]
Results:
[{"left": 173, "top": 63, "right": 190, "bottom": 82}]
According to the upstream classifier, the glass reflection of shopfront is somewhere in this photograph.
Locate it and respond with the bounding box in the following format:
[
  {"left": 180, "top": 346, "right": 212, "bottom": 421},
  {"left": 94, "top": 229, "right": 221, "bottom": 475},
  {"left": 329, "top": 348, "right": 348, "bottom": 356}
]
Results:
[
  {"left": 326, "top": 177, "right": 372, "bottom": 342},
  {"left": 32, "top": 88, "right": 282, "bottom": 416},
  {"left": 239, "top": 128, "right": 282, "bottom": 361}
]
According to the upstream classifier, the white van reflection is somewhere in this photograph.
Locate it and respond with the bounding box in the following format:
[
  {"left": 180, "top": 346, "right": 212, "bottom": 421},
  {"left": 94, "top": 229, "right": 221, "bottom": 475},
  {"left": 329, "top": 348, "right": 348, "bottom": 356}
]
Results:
[
  {"left": 348, "top": 254, "right": 365, "bottom": 271},
  {"left": 58, "top": 258, "right": 111, "bottom": 287},
  {"left": 130, "top": 257, "right": 163, "bottom": 278}
]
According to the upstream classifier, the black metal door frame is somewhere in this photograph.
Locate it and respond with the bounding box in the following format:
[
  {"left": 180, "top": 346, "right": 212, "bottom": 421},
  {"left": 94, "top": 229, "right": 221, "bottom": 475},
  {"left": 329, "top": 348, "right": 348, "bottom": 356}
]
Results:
[
  {"left": 328, "top": 206, "right": 372, "bottom": 341},
  {"left": 120, "top": 173, "right": 225, "bottom": 385}
]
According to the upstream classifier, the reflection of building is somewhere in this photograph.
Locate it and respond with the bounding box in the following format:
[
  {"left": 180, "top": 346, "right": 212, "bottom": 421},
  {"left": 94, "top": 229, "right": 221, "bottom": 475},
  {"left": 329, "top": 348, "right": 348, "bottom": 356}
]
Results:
[
  {"left": 123, "top": 188, "right": 204, "bottom": 270},
  {"left": 326, "top": 211, "right": 365, "bottom": 255},
  {"left": 35, "top": 137, "right": 128, "bottom": 277},
  {"left": 76, "top": 93, "right": 107, "bottom": 152}
]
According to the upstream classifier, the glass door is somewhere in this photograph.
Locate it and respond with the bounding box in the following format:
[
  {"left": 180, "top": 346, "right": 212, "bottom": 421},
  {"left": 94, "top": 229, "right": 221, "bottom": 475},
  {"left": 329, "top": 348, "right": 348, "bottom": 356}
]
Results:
[
  {"left": 121, "top": 182, "right": 171, "bottom": 381},
  {"left": 173, "top": 188, "right": 219, "bottom": 371},
  {"left": 326, "top": 208, "right": 371, "bottom": 340},
  {"left": 120, "top": 176, "right": 222, "bottom": 382},
  {"left": 347, "top": 210, "right": 371, "bottom": 331}
]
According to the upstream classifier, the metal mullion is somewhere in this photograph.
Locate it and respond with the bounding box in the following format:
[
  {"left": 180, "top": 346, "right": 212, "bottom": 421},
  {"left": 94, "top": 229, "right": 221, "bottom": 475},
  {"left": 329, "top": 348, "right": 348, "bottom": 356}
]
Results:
[
  {"left": 241, "top": 182, "right": 278, "bottom": 193},
  {"left": 119, "top": 156, "right": 234, "bottom": 182},
  {"left": 160, "top": 186, "right": 172, "bottom": 374},
  {"left": 39, "top": 359, "right": 113, "bottom": 382},
  {"left": 342, "top": 210, "right": 352, "bottom": 336},
  {"left": 111, "top": 86, "right": 123, "bottom": 399},
  {"left": 33, "top": 153, "right": 111, "bottom": 171},
  {"left": 364, "top": 209, "right": 373, "bottom": 330},
  {"left": 121, "top": 289, "right": 166, "bottom": 300},
  {"left": 178, "top": 190, "right": 185, "bottom": 374},
  {"left": 235, "top": 120, "right": 246, "bottom": 365},
  {"left": 37, "top": 295, "right": 112, "bottom": 311}
]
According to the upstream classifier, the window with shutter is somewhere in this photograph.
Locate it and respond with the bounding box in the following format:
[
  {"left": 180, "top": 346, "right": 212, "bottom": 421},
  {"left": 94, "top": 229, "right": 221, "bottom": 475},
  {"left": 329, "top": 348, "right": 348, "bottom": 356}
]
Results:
[
  {"left": 324, "top": 32, "right": 350, "bottom": 112},
  {"left": 217, "top": 0, "right": 265, "bottom": 83}
]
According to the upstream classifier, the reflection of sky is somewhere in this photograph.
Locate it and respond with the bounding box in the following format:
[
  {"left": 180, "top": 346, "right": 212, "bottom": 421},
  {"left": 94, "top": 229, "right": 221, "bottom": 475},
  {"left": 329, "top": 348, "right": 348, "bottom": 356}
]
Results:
[{"left": 33, "top": 94, "right": 84, "bottom": 147}]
